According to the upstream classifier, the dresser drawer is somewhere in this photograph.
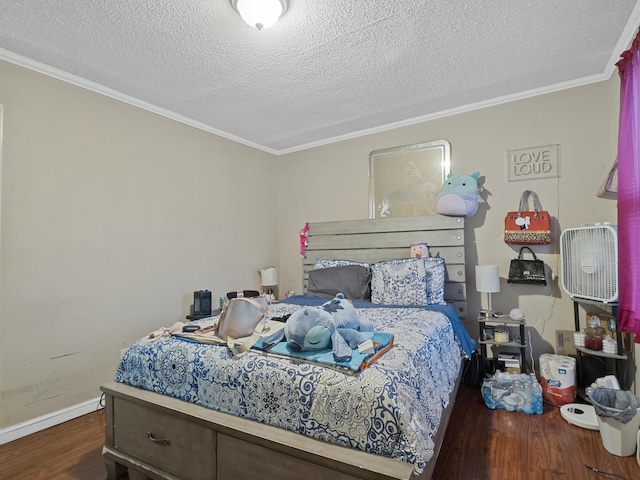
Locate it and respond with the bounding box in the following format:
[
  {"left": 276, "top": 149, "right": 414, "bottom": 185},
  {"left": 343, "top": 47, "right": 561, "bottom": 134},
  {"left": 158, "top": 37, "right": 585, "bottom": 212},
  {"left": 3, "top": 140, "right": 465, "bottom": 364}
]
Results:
[
  {"left": 217, "top": 433, "right": 361, "bottom": 480},
  {"left": 113, "top": 397, "right": 214, "bottom": 480}
]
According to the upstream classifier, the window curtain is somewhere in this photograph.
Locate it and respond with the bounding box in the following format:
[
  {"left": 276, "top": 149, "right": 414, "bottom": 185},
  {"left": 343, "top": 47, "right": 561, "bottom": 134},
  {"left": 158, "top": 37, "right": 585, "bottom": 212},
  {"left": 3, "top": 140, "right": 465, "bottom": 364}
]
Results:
[{"left": 616, "top": 31, "right": 640, "bottom": 341}]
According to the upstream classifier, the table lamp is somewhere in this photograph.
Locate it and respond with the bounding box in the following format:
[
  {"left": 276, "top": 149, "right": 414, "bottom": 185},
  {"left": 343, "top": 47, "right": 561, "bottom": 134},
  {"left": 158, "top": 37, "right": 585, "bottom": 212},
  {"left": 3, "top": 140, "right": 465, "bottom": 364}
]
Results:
[
  {"left": 476, "top": 265, "right": 500, "bottom": 316},
  {"left": 258, "top": 266, "right": 277, "bottom": 302}
]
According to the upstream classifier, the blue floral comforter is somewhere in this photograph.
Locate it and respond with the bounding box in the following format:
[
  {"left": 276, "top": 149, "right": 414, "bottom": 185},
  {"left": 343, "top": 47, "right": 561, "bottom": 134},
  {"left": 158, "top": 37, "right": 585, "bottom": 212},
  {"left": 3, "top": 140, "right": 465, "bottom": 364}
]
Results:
[{"left": 115, "top": 298, "right": 471, "bottom": 474}]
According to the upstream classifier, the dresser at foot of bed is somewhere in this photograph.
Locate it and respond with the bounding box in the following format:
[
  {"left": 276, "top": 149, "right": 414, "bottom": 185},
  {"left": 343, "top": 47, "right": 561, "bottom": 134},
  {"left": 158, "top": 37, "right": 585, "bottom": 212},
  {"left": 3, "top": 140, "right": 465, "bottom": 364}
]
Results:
[{"left": 101, "top": 381, "right": 419, "bottom": 480}]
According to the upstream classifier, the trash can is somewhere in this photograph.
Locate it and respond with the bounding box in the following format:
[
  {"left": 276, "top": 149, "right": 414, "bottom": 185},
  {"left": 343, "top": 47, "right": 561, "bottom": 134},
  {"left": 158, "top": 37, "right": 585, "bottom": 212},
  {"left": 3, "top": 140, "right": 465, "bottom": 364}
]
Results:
[{"left": 587, "top": 388, "right": 640, "bottom": 457}]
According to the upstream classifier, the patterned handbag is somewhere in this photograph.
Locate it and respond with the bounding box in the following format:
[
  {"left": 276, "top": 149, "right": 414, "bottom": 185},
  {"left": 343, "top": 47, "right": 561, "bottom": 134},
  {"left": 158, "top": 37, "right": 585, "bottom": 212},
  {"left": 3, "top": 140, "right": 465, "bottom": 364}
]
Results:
[
  {"left": 504, "top": 190, "right": 551, "bottom": 245},
  {"left": 507, "top": 247, "right": 547, "bottom": 286}
]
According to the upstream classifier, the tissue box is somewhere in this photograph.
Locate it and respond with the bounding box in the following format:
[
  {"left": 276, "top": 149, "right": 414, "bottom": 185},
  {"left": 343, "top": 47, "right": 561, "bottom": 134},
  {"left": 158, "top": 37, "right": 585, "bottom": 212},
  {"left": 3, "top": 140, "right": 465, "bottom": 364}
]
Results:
[{"left": 482, "top": 372, "right": 543, "bottom": 415}]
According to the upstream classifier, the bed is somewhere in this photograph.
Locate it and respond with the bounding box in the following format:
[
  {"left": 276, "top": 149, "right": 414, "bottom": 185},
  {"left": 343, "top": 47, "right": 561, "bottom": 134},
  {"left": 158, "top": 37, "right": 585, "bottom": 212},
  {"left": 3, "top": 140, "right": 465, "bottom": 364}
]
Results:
[{"left": 101, "top": 215, "right": 472, "bottom": 480}]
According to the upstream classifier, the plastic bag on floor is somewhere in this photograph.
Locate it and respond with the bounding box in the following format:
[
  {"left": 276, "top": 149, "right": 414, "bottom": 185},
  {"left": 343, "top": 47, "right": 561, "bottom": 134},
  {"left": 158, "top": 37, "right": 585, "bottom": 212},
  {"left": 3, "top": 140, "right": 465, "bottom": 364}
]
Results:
[
  {"left": 587, "top": 388, "right": 640, "bottom": 424},
  {"left": 482, "top": 371, "right": 543, "bottom": 415}
]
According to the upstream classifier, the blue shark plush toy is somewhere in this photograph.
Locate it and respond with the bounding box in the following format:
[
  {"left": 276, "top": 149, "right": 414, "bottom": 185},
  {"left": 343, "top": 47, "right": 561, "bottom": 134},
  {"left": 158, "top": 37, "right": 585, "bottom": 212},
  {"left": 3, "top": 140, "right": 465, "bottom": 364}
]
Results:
[{"left": 266, "top": 294, "right": 373, "bottom": 362}]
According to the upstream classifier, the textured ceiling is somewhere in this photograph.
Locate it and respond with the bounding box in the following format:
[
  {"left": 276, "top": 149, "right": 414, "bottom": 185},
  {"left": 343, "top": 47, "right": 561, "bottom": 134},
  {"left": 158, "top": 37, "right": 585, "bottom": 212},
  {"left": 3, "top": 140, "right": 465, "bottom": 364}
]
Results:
[{"left": 1, "top": 0, "right": 639, "bottom": 154}]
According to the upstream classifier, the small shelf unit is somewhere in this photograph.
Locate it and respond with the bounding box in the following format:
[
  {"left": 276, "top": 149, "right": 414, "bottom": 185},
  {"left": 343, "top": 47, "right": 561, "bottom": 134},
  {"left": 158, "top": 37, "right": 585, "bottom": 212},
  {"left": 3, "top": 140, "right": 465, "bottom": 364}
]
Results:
[
  {"left": 478, "top": 315, "right": 527, "bottom": 374},
  {"left": 572, "top": 300, "right": 630, "bottom": 389}
]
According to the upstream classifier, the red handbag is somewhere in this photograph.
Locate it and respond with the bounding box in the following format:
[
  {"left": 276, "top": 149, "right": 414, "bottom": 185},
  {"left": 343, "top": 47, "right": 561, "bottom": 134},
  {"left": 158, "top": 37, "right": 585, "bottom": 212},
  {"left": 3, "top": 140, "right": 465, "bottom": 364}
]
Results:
[{"left": 504, "top": 190, "right": 551, "bottom": 245}]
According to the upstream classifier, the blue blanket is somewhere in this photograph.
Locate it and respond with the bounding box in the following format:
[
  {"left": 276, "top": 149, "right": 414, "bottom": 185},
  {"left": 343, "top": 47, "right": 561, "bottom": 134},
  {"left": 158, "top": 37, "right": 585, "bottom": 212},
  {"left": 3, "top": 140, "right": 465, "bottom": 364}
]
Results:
[{"left": 117, "top": 299, "right": 466, "bottom": 474}]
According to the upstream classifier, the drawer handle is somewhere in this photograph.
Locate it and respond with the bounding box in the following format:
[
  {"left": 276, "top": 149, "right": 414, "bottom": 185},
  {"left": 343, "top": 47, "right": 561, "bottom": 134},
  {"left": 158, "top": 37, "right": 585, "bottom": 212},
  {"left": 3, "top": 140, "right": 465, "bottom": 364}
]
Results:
[{"left": 146, "top": 432, "right": 170, "bottom": 445}]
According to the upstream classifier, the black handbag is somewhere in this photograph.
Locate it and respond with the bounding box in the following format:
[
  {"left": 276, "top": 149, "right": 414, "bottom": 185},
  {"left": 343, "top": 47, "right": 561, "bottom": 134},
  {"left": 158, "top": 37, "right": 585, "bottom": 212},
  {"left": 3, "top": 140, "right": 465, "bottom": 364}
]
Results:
[
  {"left": 507, "top": 247, "right": 546, "bottom": 285},
  {"left": 462, "top": 350, "right": 484, "bottom": 387}
]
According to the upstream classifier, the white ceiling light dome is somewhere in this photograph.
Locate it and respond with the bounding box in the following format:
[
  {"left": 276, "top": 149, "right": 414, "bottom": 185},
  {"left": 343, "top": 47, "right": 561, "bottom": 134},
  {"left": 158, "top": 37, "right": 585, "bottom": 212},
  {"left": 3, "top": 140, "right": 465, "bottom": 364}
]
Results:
[{"left": 231, "top": 0, "right": 287, "bottom": 30}]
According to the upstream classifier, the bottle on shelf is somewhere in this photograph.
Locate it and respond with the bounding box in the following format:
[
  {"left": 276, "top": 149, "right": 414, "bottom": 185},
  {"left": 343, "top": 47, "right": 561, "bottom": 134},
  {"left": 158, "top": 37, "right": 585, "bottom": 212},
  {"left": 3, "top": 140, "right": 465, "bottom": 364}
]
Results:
[{"left": 584, "top": 315, "right": 605, "bottom": 351}]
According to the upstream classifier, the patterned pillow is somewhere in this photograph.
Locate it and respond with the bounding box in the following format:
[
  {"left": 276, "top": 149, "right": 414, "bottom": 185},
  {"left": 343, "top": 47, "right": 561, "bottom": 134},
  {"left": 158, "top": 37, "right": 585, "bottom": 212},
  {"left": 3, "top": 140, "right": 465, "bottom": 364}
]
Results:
[
  {"left": 314, "top": 259, "right": 371, "bottom": 270},
  {"left": 371, "top": 257, "right": 446, "bottom": 306},
  {"left": 422, "top": 256, "right": 446, "bottom": 305}
]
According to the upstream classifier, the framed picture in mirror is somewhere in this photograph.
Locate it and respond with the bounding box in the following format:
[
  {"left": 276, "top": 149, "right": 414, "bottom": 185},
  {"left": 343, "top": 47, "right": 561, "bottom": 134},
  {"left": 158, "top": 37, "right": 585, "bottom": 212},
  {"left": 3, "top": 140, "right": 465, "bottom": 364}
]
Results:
[{"left": 369, "top": 139, "right": 451, "bottom": 219}]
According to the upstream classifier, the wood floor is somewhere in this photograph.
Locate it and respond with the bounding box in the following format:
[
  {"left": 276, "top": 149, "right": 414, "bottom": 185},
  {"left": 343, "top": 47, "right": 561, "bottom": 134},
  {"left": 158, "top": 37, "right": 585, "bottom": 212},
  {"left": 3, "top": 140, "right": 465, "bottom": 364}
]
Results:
[
  {"left": 0, "top": 385, "right": 638, "bottom": 480},
  {"left": 434, "top": 385, "right": 639, "bottom": 480}
]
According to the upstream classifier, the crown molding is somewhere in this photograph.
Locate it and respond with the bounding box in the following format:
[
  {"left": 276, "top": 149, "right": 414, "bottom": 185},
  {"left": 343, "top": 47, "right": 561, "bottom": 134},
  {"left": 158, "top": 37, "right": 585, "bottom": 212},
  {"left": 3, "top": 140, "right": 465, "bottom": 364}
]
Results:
[
  {"left": 0, "top": 39, "right": 629, "bottom": 157},
  {"left": 0, "top": 48, "right": 279, "bottom": 155}
]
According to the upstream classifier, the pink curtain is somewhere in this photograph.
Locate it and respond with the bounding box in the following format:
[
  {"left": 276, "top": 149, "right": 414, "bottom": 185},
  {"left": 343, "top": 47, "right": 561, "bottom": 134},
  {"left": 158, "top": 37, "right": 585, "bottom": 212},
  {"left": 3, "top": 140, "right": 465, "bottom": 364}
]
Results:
[{"left": 616, "top": 31, "right": 640, "bottom": 341}]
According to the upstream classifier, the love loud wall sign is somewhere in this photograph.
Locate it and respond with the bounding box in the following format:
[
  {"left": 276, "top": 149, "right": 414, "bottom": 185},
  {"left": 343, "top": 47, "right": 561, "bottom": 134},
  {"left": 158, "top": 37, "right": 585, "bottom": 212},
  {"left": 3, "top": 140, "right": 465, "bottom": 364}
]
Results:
[{"left": 506, "top": 144, "right": 560, "bottom": 182}]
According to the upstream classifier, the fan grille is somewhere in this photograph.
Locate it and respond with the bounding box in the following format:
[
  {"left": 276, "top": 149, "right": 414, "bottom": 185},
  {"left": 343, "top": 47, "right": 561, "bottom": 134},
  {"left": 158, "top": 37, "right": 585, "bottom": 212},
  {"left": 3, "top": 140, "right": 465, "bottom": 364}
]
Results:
[{"left": 560, "top": 225, "right": 618, "bottom": 303}]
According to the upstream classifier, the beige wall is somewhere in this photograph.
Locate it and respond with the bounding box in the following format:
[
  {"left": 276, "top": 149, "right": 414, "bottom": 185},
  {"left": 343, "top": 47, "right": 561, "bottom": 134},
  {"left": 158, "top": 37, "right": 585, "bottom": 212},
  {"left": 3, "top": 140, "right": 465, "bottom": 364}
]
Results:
[
  {"left": 0, "top": 60, "right": 636, "bottom": 431},
  {"left": 0, "top": 61, "right": 279, "bottom": 427},
  {"left": 278, "top": 78, "right": 637, "bottom": 388}
]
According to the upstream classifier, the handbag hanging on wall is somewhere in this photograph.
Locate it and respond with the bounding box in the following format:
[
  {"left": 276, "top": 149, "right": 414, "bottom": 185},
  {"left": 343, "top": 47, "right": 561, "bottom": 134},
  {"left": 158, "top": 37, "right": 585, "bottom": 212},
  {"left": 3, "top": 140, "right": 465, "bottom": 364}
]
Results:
[
  {"left": 596, "top": 157, "right": 618, "bottom": 199},
  {"left": 507, "top": 247, "right": 547, "bottom": 286},
  {"left": 504, "top": 190, "right": 551, "bottom": 245}
]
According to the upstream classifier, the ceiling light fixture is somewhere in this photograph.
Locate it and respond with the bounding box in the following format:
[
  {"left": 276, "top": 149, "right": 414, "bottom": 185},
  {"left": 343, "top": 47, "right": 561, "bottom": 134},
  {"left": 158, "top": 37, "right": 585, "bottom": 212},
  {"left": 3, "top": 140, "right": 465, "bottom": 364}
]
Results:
[{"left": 231, "top": 0, "right": 287, "bottom": 30}]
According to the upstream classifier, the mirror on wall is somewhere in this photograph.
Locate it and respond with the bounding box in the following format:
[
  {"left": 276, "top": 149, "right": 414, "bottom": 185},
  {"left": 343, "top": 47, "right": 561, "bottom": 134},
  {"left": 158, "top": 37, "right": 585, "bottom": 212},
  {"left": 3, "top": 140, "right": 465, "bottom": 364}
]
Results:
[{"left": 368, "top": 139, "right": 451, "bottom": 219}]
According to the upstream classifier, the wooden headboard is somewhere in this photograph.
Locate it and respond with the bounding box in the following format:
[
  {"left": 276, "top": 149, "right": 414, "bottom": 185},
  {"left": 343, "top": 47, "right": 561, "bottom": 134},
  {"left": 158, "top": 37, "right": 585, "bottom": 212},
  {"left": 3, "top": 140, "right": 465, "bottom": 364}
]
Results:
[{"left": 302, "top": 215, "right": 467, "bottom": 319}]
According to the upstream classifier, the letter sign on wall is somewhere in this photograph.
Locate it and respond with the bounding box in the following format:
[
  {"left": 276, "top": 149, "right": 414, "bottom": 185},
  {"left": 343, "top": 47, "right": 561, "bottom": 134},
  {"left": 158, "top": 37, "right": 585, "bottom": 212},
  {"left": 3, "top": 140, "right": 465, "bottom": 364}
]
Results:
[{"left": 506, "top": 144, "right": 560, "bottom": 182}]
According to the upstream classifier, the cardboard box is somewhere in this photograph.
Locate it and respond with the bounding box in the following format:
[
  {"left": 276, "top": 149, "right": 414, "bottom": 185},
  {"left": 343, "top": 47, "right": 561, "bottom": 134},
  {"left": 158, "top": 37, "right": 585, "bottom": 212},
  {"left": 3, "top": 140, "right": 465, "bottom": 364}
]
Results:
[{"left": 556, "top": 330, "right": 577, "bottom": 356}]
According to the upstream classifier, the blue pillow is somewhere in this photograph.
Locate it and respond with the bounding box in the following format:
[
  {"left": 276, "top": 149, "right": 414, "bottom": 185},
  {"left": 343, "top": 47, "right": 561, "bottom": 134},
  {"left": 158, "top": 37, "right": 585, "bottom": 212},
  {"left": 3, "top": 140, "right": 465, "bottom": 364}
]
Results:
[{"left": 371, "top": 257, "right": 446, "bottom": 306}]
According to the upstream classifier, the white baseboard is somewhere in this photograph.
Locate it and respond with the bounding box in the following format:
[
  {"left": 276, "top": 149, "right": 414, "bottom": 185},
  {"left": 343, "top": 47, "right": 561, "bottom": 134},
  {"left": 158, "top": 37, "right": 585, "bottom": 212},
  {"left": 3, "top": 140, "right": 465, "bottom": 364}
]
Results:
[{"left": 0, "top": 396, "right": 103, "bottom": 445}]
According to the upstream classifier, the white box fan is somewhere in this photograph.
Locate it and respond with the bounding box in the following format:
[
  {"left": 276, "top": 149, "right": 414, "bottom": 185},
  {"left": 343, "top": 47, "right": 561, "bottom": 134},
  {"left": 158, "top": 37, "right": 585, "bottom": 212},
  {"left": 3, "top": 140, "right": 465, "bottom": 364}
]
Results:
[{"left": 560, "top": 223, "right": 618, "bottom": 304}]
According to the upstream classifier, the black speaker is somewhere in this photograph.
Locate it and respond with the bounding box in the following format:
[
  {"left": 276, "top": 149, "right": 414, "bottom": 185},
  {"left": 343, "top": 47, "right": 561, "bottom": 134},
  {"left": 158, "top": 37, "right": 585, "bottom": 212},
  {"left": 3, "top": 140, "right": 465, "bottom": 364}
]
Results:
[{"left": 193, "top": 290, "right": 212, "bottom": 316}]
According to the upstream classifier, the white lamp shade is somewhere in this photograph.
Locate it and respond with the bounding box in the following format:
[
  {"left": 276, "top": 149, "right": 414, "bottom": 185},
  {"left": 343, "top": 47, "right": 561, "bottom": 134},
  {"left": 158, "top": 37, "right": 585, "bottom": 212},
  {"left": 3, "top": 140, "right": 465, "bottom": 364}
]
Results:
[
  {"left": 235, "top": 0, "right": 285, "bottom": 30},
  {"left": 258, "top": 266, "right": 278, "bottom": 286},
  {"left": 476, "top": 265, "right": 500, "bottom": 293}
]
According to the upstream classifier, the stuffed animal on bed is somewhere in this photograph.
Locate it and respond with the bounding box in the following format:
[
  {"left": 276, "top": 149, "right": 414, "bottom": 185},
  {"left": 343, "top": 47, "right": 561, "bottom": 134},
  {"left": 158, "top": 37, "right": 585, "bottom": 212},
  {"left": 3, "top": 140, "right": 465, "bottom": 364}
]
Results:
[
  {"left": 263, "top": 294, "right": 373, "bottom": 361},
  {"left": 410, "top": 242, "right": 430, "bottom": 258},
  {"left": 435, "top": 171, "right": 483, "bottom": 217}
]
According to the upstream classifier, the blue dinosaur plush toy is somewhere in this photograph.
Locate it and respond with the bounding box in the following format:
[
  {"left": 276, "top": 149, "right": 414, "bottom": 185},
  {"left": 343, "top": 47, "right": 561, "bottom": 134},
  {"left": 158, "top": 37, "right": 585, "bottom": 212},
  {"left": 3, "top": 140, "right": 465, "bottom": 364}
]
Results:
[
  {"left": 264, "top": 294, "right": 373, "bottom": 362},
  {"left": 435, "top": 171, "right": 483, "bottom": 217}
]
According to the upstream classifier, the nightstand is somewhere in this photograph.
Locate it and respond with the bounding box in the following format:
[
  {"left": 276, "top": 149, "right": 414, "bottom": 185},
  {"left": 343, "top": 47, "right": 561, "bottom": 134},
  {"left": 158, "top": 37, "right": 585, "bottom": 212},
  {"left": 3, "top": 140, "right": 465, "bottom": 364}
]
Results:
[
  {"left": 478, "top": 314, "right": 527, "bottom": 374},
  {"left": 186, "top": 309, "right": 221, "bottom": 321}
]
